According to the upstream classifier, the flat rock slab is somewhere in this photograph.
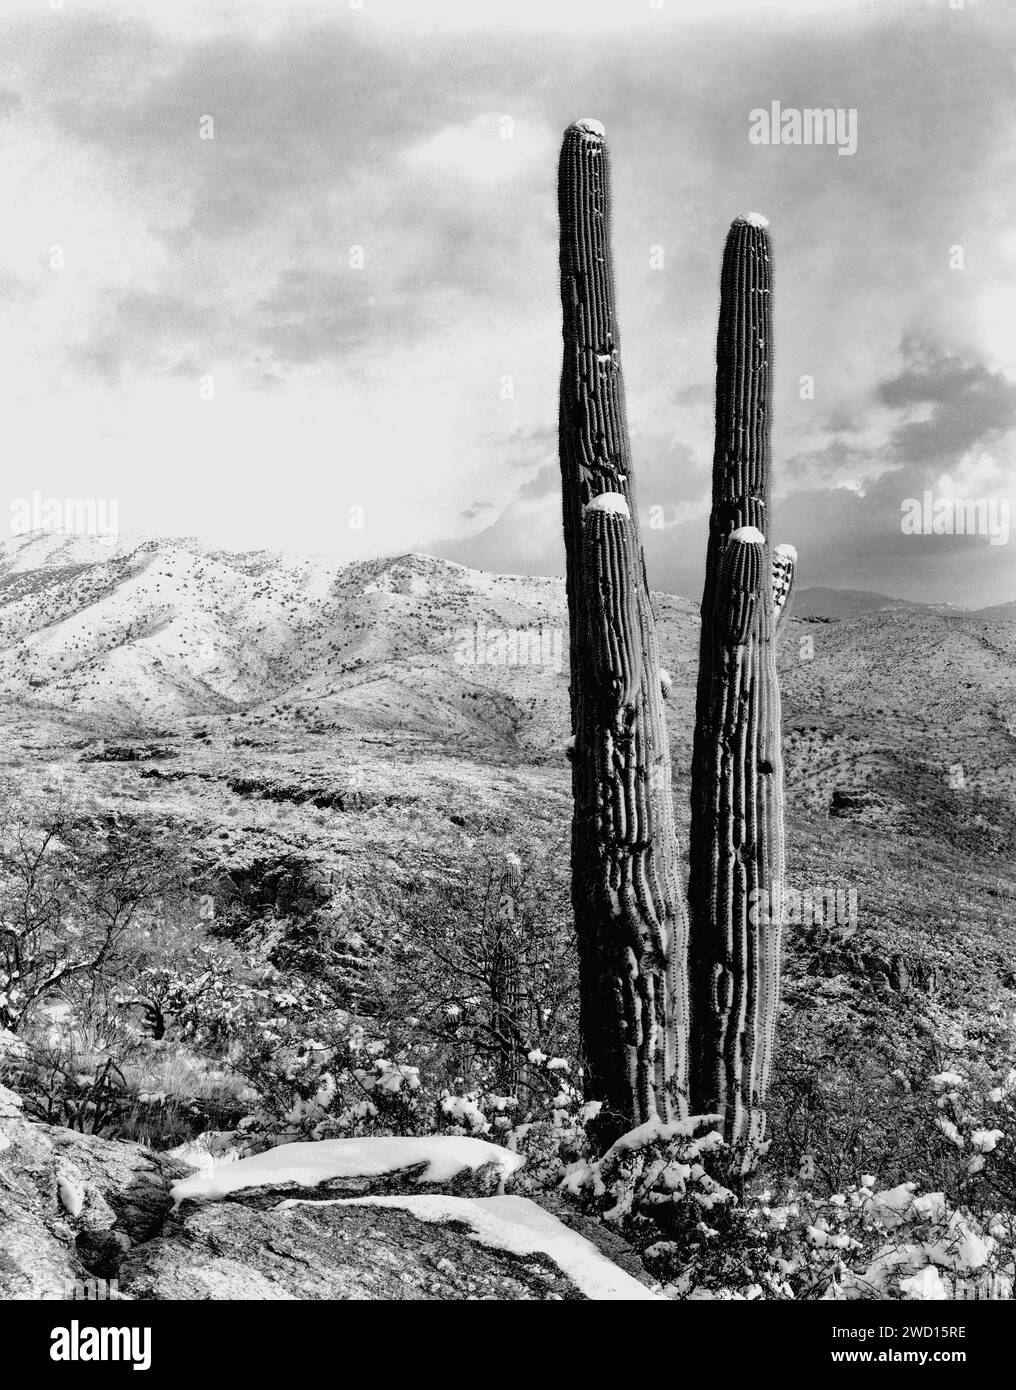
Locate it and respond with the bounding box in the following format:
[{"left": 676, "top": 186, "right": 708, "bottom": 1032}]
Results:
[{"left": 120, "top": 1198, "right": 588, "bottom": 1301}]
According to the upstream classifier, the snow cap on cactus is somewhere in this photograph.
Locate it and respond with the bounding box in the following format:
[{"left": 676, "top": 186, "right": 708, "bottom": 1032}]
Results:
[
  {"left": 739, "top": 212, "right": 769, "bottom": 228},
  {"left": 728, "top": 525, "right": 766, "bottom": 546},
  {"left": 570, "top": 118, "right": 605, "bottom": 138},
  {"left": 774, "top": 543, "right": 797, "bottom": 563},
  {"left": 584, "top": 492, "right": 631, "bottom": 519}
]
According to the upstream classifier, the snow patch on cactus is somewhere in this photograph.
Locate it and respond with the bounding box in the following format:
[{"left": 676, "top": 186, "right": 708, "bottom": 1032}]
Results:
[
  {"left": 584, "top": 492, "right": 630, "bottom": 518},
  {"left": 728, "top": 525, "right": 766, "bottom": 546},
  {"left": 659, "top": 667, "right": 672, "bottom": 698},
  {"left": 571, "top": 118, "right": 605, "bottom": 138},
  {"left": 741, "top": 212, "right": 769, "bottom": 228},
  {"left": 774, "top": 543, "right": 797, "bottom": 563}
]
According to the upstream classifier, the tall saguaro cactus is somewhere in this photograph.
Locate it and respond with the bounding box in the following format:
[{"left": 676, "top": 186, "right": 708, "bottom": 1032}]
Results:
[
  {"left": 557, "top": 119, "right": 689, "bottom": 1140},
  {"left": 688, "top": 215, "right": 796, "bottom": 1152}
]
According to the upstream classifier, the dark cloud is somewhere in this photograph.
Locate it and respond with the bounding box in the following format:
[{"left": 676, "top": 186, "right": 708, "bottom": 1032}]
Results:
[
  {"left": 516, "top": 463, "right": 557, "bottom": 499},
  {"left": 432, "top": 335, "right": 1015, "bottom": 605},
  {"left": 880, "top": 342, "right": 1016, "bottom": 463},
  {"left": 503, "top": 426, "right": 557, "bottom": 466},
  {"left": 68, "top": 289, "right": 210, "bottom": 384}
]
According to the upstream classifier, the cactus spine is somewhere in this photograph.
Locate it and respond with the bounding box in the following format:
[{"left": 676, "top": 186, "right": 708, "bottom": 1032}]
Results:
[
  {"left": 557, "top": 120, "right": 689, "bottom": 1141},
  {"left": 688, "top": 216, "right": 796, "bottom": 1153}
]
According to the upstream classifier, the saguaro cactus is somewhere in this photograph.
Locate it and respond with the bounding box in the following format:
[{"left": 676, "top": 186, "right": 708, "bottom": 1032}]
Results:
[
  {"left": 556, "top": 127, "right": 796, "bottom": 1158},
  {"left": 490, "top": 851, "right": 524, "bottom": 1093},
  {"left": 688, "top": 215, "right": 796, "bottom": 1152},
  {"left": 557, "top": 120, "right": 690, "bottom": 1140}
]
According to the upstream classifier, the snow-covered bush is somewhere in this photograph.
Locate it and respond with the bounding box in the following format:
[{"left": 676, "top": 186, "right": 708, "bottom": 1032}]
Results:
[{"left": 0, "top": 789, "right": 185, "bottom": 1034}]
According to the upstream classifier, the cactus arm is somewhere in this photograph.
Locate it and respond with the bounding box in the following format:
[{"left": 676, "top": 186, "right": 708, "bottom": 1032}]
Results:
[
  {"left": 718, "top": 525, "right": 765, "bottom": 645},
  {"left": 558, "top": 120, "right": 689, "bottom": 1143},
  {"left": 583, "top": 496, "right": 644, "bottom": 713},
  {"left": 772, "top": 543, "right": 797, "bottom": 632}
]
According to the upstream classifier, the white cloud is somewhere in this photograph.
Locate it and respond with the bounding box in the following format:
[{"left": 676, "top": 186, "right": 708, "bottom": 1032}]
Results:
[
  {"left": 403, "top": 113, "right": 556, "bottom": 186},
  {"left": 935, "top": 444, "right": 1013, "bottom": 501}
]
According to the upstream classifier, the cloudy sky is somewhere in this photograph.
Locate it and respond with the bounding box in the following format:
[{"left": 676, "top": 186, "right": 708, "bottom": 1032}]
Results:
[{"left": 1, "top": 0, "right": 1013, "bottom": 605}]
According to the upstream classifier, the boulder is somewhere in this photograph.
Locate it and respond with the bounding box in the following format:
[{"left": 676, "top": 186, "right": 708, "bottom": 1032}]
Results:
[{"left": 0, "top": 1087, "right": 188, "bottom": 1299}]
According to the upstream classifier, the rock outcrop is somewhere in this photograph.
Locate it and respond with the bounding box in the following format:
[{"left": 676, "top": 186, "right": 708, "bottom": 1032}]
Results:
[
  {"left": 0, "top": 1093, "right": 656, "bottom": 1301},
  {"left": 0, "top": 1082, "right": 189, "bottom": 1299}
]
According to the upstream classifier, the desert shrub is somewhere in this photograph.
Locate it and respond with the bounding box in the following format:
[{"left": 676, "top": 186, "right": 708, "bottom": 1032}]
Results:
[
  {"left": 767, "top": 983, "right": 1016, "bottom": 1225},
  {"left": 543, "top": 1109, "right": 1015, "bottom": 1301},
  {"left": 9, "top": 1033, "right": 247, "bottom": 1146},
  {"left": 360, "top": 842, "right": 578, "bottom": 1108},
  {"left": 0, "top": 785, "right": 187, "bottom": 1034},
  {"left": 13, "top": 1039, "right": 133, "bottom": 1134}
]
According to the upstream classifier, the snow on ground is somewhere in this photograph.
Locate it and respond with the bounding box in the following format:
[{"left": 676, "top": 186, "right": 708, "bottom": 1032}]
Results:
[
  {"left": 170, "top": 1135, "right": 525, "bottom": 1206},
  {"left": 283, "top": 1193, "right": 661, "bottom": 1301}
]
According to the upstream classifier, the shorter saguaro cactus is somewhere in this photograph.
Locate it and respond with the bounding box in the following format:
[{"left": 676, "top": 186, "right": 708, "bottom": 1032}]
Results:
[{"left": 688, "top": 213, "right": 796, "bottom": 1157}]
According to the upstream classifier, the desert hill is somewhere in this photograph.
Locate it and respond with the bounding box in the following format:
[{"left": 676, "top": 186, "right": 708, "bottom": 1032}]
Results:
[
  {"left": 792, "top": 586, "right": 980, "bottom": 620},
  {"left": 1, "top": 532, "right": 1013, "bottom": 811}
]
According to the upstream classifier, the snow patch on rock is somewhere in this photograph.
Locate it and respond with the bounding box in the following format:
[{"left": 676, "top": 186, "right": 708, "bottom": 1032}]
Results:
[
  {"left": 57, "top": 1171, "right": 84, "bottom": 1217},
  {"left": 170, "top": 1135, "right": 525, "bottom": 1207},
  {"left": 286, "top": 1193, "right": 660, "bottom": 1301}
]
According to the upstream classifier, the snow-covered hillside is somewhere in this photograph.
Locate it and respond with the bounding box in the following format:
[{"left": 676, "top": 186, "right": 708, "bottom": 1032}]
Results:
[{"left": 0, "top": 532, "right": 583, "bottom": 737}]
